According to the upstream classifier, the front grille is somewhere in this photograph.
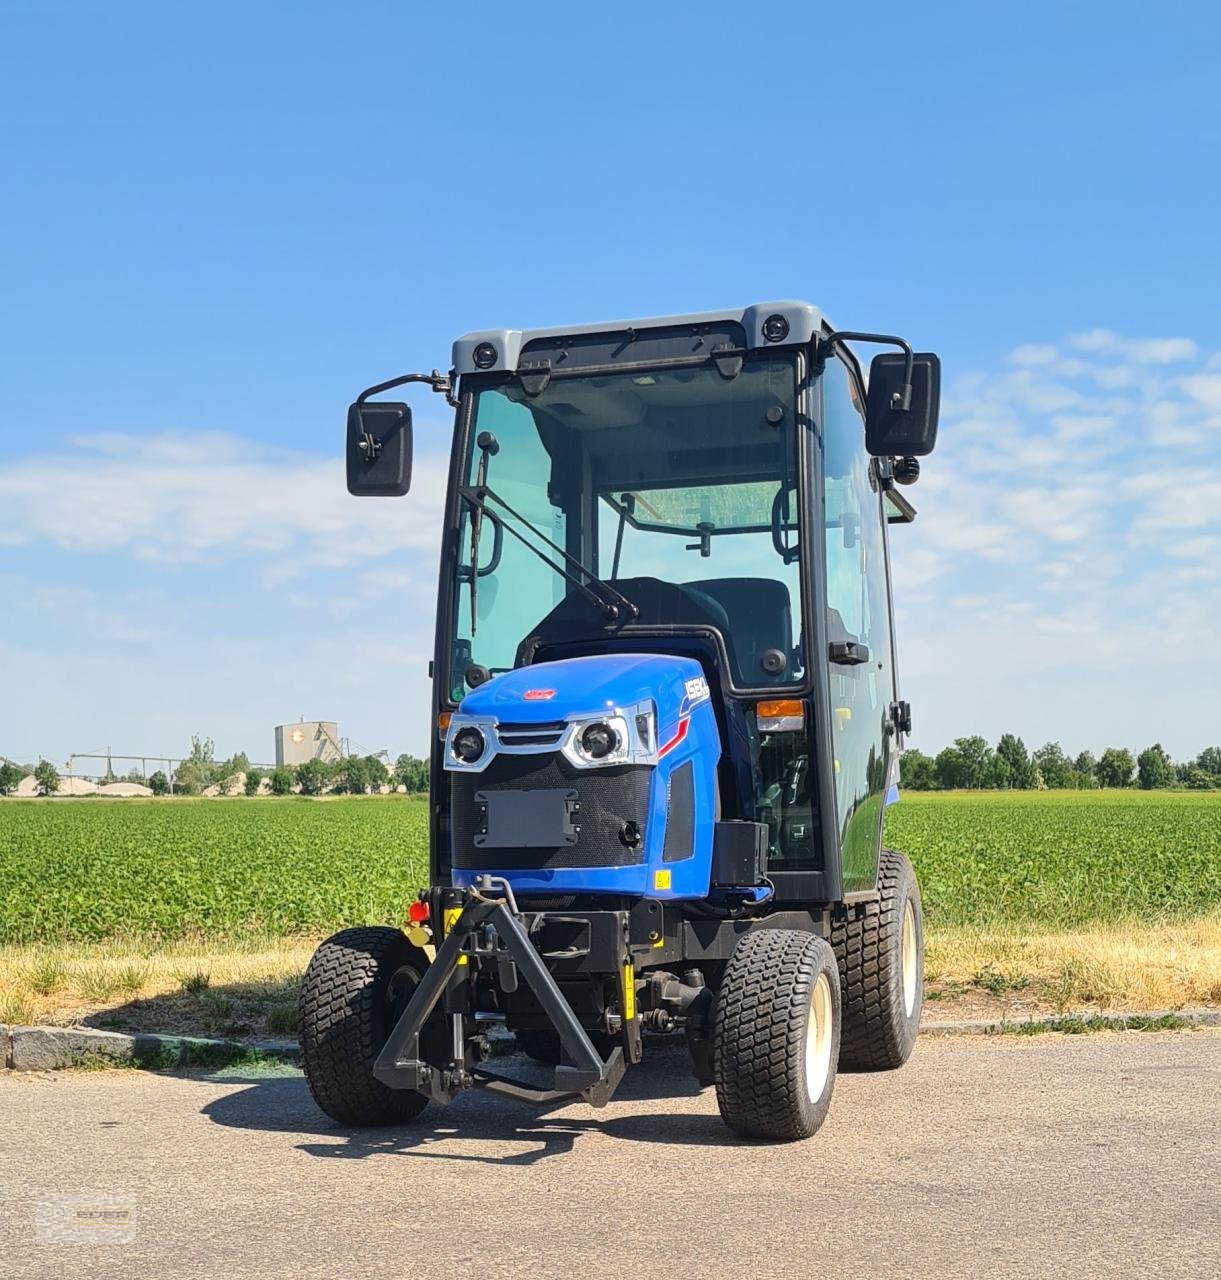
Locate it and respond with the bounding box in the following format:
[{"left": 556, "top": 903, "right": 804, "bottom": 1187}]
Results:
[
  {"left": 452, "top": 753, "right": 650, "bottom": 870},
  {"left": 495, "top": 722, "right": 567, "bottom": 749}
]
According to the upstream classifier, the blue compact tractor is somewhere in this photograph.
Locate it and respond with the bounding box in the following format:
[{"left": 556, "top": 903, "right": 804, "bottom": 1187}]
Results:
[{"left": 300, "top": 303, "right": 940, "bottom": 1140}]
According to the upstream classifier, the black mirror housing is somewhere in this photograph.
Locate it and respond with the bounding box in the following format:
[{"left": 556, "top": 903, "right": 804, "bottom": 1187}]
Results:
[
  {"left": 865, "top": 352, "right": 940, "bottom": 457},
  {"left": 346, "top": 401, "right": 412, "bottom": 496}
]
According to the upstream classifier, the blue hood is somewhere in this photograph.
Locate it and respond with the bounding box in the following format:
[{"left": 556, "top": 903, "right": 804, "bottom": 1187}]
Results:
[{"left": 459, "top": 652, "right": 707, "bottom": 730}]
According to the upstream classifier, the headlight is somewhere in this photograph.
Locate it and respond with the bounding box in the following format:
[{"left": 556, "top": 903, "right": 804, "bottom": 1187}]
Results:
[
  {"left": 561, "top": 712, "right": 644, "bottom": 768},
  {"left": 451, "top": 726, "right": 486, "bottom": 764},
  {"left": 579, "top": 722, "right": 619, "bottom": 760}
]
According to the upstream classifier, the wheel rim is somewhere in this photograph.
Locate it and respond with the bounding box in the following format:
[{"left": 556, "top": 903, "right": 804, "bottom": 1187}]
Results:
[
  {"left": 901, "top": 899, "right": 918, "bottom": 1018},
  {"left": 805, "top": 970, "right": 834, "bottom": 1103}
]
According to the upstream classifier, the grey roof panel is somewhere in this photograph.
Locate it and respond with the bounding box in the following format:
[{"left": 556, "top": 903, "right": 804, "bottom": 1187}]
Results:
[{"left": 451, "top": 300, "right": 829, "bottom": 375}]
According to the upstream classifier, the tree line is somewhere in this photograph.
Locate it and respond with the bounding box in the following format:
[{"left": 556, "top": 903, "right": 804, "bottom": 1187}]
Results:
[
  {"left": 0, "top": 735, "right": 431, "bottom": 797},
  {"left": 901, "top": 736, "right": 1221, "bottom": 791}
]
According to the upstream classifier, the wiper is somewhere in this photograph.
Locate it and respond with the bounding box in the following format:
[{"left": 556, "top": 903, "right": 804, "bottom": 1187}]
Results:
[{"left": 459, "top": 482, "right": 640, "bottom": 623}]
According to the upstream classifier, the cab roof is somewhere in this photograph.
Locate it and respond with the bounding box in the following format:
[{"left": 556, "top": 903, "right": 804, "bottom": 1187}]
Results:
[{"left": 452, "top": 300, "right": 830, "bottom": 377}]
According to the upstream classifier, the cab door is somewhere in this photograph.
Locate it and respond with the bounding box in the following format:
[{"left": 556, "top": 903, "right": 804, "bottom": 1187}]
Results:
[{"left": 820, "top": 356, "right": 896, "bottom": 893}]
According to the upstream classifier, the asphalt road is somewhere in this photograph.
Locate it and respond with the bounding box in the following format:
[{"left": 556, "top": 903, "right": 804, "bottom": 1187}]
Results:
[{"left": 2, "top": 1030, "right": 1218, "bottom": 1280}]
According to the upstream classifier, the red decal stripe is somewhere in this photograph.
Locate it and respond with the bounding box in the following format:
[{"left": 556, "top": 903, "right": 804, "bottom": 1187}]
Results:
[{"left": 657, "top": 716, "right": 690, "bottom": 759}]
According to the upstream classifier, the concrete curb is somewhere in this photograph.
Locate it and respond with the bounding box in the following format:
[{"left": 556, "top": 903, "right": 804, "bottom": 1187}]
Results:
[
  {"left": 2, "top": 1010, "right": 1217, "bottom": 1072},
  {"left": 1, "top": 1025, "right": 300, "bottom": 1072}
]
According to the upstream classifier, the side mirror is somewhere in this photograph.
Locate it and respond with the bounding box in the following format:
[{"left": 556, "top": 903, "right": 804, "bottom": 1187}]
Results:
[
  {"left": 346, "top": 401, "right": 412, "bottom": 496},
  {"left": 865, "top": 352, "right": 940, "bottom": 457}
]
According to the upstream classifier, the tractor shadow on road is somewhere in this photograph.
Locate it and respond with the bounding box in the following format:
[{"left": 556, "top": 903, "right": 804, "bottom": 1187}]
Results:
[{"left": 201, "top": 1044, "right": 753, "bottom": 1162}]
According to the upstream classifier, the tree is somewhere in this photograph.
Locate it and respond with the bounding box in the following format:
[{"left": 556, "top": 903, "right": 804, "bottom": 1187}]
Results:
[
  {"left": 0, "top": 761, "right": 25, "bottom": 795},
  {"left": 393, "top": 753, "right": 429, "bottom": 792},
  {"left": 984, "top": 753, "right": 1012, "bottom": 789},
  {"left": 173, "top": 762, "right": 204, "bottom": 796},
  {"left": 1196, "top": 746, "right": 1221, "bottom": 780},
  {"left": 1136, "top": 743, "right": 1174, "bottom": 790},
  {"left": 244, "top": 768, "right": 264, "bottom": 797},
  {"left": 1095, "top": 747, "right": 1135, "bottom": 789},
  {"left": 1032, "top": 742, "right": 1072, "bottom": 789},
  {"left": 295, "top": 758, "right": 329, "bottom": 796},
  {"left": 269, "top": 767, "right": 294, "bottom": 796},
  {"left": 364, "top": 755, "right": 389, "bottom": 790},
  {"left": 1074, "top": 750, "right": 1097, "bottom": 777},
  {"left": 332, "top": 755, "right": 370, "bottom": 795},
  {"left": 1183, "top": 766, "right": 1215, "bottom": 790},
  {"left": 125, "top": 767, "right": 148, "bottom": 786},
  {"left": 34, "top": 759, "right": 60, "bottom": 796},
  {"left": 935, "top": 736, "right": 992, "bottom": 789},
  {"left": 899, "top": 748, "right": 936, "bottom": 791},
  {"left": 995, "top": 734, "right": 1034, "bottom": 789},
  {"left": 148, "top": 770, "right": 170, "bottom": 796}
]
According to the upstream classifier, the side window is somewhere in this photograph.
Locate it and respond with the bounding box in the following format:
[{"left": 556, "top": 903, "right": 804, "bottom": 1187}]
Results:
[{"left": 821, "top": 358, "right": 895, "bottom": 891}]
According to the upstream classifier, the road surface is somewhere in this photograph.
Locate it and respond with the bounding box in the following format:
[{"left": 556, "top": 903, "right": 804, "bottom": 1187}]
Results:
[{"left": 2, "top": 1031, "right": 1218, "bottom": 1279}]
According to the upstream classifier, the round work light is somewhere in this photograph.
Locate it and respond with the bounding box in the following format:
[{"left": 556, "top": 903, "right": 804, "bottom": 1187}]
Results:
[
  {"left": 452, "top": 726, "right": 486, "bottom": 763},
  {"left": 580, "top": 722, "right": 618, "bottom": 760},
  {"left": 762, "top": 313, "right": 790, "bottom": 343},
  {"left": 472, "top": 342, "right": 498, "bottom": 369}
]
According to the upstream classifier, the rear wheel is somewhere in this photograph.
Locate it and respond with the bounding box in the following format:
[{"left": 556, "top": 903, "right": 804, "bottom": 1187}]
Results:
[
  {"left": 299, "top": 926, "right": 429, "bottom": 1126},
  {"left": 831, "top": 848, "right": 924, "bottom": 1071},
  {"left": 713, "top": 929, "right": 840, "bottom": 1141}
]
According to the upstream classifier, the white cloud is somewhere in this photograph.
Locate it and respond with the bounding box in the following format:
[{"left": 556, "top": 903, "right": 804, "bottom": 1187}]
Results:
[
  {"left": 1069, "top": 330, "right": 1198, "bottom": 363},
  {"left": 1180, "top": 373, "right": 1221, "bottom": 412},
  {"left": 0, "top": 433, "right": 447, "bottom": 568},
  {"left": 1008, "top": 344, "right": 1059, "bottom": 366}
]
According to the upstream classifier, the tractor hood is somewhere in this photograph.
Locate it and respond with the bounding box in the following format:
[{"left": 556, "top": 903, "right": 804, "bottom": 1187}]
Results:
[{"left": 458, "top": 653, "right": 712, "bottom": 733}]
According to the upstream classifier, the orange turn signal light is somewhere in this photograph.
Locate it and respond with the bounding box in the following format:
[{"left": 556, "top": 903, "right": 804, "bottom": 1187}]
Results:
[
  {"left": 436, "top": 712, "right": 452, "bottom": 733},
  {"left": 756, "top": 699, "right": 803, "bottom": 720}
]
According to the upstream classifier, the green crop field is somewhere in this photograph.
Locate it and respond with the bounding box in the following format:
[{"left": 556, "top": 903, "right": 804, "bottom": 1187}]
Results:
[
  {"left": 1, "top": 790, "right": 1219, "bottom": 945},
  {"left": 0, "top": 797, "right": 429, "bottom": 944},
  {"left": 885, "top": 790, "right": 1221, "bottom": 928}
]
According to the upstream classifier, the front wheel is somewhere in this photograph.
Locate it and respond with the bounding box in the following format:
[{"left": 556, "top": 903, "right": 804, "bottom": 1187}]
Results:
[
  {"left": 299, "top": 926, "right": 430, "bottom": 1126},
  {"left": 713, "top": 929, "right": 841, "bottom": 1141}
]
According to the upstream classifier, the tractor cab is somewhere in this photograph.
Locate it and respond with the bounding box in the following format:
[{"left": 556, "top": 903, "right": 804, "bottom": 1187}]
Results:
[{"left": 307, "top": 302, "right": 940, "bottom": 1141}]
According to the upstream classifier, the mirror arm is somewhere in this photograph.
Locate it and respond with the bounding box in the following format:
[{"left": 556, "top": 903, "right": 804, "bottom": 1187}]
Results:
[
  {"left": 817, "top": 331, "right": 914, "bottom": 413},
  {"left": 355, "top": 368, "right": 455, "bottom": 406}
]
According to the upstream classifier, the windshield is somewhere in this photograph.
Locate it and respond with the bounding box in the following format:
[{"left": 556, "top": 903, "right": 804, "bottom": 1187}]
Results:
[{"left": 447, "top": 355, "right": 801, "bottom": 700}]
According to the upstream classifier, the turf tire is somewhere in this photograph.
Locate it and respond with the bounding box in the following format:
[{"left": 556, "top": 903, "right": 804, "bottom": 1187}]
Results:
[
  {"left": 299, "top": 926, "right": 429, "bottom": 1126},
  {"left": 831, "top": 847, "right": 924, "bottom": 1071},
  {"left": 713, "top": 929, "right": 841, "bottom": 1141}
]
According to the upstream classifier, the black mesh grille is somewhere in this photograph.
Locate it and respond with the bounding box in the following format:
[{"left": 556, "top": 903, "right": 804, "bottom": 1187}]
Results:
[
  {"left": 662, "top": 760, "right": 696, "bottom": 862},
  {"left": 452, "top": 754, "right": 651, "bottom": 870}
]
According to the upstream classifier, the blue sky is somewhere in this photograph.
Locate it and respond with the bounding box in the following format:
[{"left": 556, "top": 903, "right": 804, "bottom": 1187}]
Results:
[{"left": 2, "top": 1, "right": 1219, "bottom": 767}]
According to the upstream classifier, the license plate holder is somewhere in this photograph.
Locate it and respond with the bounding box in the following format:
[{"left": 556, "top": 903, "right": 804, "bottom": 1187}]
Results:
[{"left": 474, "top": 788, "right": 580, "bottom": 848}]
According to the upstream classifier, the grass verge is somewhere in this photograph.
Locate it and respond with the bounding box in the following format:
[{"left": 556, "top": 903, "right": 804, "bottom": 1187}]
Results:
[
  {"left": 0, "top": 935, "right": 314, "bottom": 1040},
  {"left": 4, "top": 914, "right": 1219, "bottom": 1039},
  {"left": 925, "top": 914, "right": 1221, "bottom": 1016}
]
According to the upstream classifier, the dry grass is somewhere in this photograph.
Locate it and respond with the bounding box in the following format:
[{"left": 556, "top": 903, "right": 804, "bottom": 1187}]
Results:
[
  {"left": 2, "top": 918, "right": 1218, "bottom": 1038},
  {"left": 0, "top": 936, "right": 314, "bottom": 1038},
  {"left": 926, "top": 914, "right": 1221, "bottom": 1015}
]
